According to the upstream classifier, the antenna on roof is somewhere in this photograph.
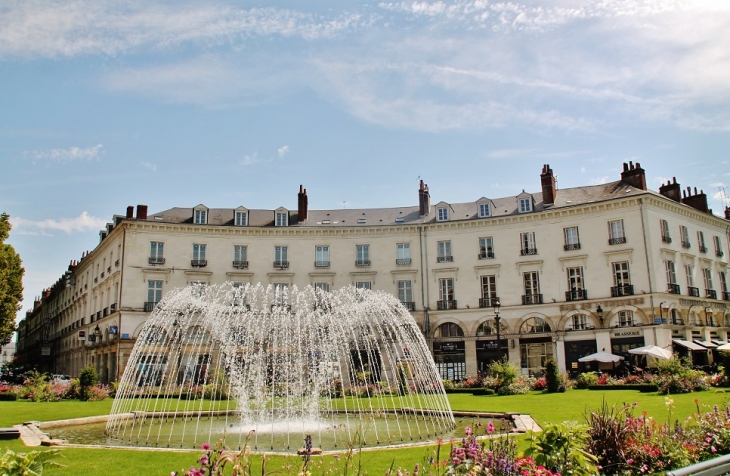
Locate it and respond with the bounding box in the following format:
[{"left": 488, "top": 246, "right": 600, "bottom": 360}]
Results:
[
  {"left": 717, "top": 186, "right": 729, "bottom": 208},
  {"left": 342, "top": 201, "right": 347, "bottom": 209}
]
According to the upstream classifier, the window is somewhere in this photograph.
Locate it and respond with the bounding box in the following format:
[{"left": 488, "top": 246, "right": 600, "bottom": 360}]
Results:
[
  {"left": 438, "top": 278, "right": 455, "bottom": 307},
  {"left": 147, "top": 280, "right": 162, "bottom": 305},
  {"left": 396, "top": 243, "right": 411, "bottom": 265},
  {"left": 571, "top": 314, "right": 587, "bottom": 330},
  {"left": 698, "top": 231, "right": 707, "bottom": 252},
  {"left": 520, "top": 232, "right": 537, "bottom": 255},
  {"left": 476, "top": 320, "right": 500, "bottom": 336},
  {"left": 314, "top": 282, "right": 330, "bottom": 292},
  {"left": 315, "top": 246, "right": 329, "bottom": 267},
  {"left": 715, "top": 236, "right": 724, "bottom": 257},
  {"left": 192, "top": 244, "right": 207, "bottom": 266},
  {"left": 480, "top": 275, "right": 497, "bottom": 307},
  {"left": 566, "top": 267, "right": 585, "bottom": 300},
  {"left": 437, "top": 241, "right": 452, "bottom": 262},
  {"left": 149, "top": 242, "right": 164, "bottom": 265},
  {"left": 523, "top": 271, "right": 541, "bottom": 304},
  {"left": 398, "top": 280, "right": 413, "bottom": 305},
  {"left": 437, "top": 323, "right": 464, "bottom": 337},
  {"left": 233, "top": 245, "right": 247, "bottom": 268},
  {"left": 613, "top": 261, "right": 631, "bottom": 286},
  {"left": 437, "top": 207, "right": 449, "bottom": 221},
  {"left": 274, "top": 246, "right": 288, "bottom": 267},
  {"left": 720, "top": 271, "right": 728, "bottom": 294},
  {"left": 608, "top": 220, "right": 626, "bottom": 244},
  {"left": 479, "top": 203, "right": 490, "bottom": 218},
  {"left": 703, "top": 268, "right": 713, "bottom": 292},
  {"left": 665, "top": 260, "right": 678, "bottom": 293},
  {"left": 680, "top": 226, "right": 690, "bottom": 248},
  {"left": 356, "top": 245, "right": 370, "bottom": 266},
  {"left": 273, "top": 283, "right": 288, "bottom": 305},
  {"left": 618, "top": 310, "right": 634, "bottom": 327},
  {"left": 478, "top": 237, "right": 494, "bottom": 259},
  {"left": 519, "top": 198, "right": 532, "bottom": 213},
  {"left": 275, "top": 212, "right": 288, "bottom": 227},
  {"left": 235, "top": 211, "right": 247, "bottom": 226},
  {"left": 520, "top": 317, "right": 550, "bottom": 333},
  {"left": 660, "top": 219, "right": 671, "bottom": 243},
  {"left": 685, "top": 264, "right": 695, "bottom": 287},
  {"left": 564, "top": 227, "right": 580, "bottom": 250},
  {"left": 355, "top": 281, "right": 371, "bottom": 290},
  {"left": 194, "top": 209, "right": 207, "bottom": 224}
]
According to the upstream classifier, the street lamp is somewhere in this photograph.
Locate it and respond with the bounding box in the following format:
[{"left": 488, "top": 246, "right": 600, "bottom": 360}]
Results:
[
  {"left": 596, "top": 305, "right": 604, "bottom": 328},
  {"left": 706, "top": 307, "right": 714, "bottom": 326},
  {"left": 494, "top": 300, "right": 502, "bottom": 350},
  {"left": 659, "top": 302, "right": 669, "bottom": 323},
  {"left": 94, "top": 325, "right": 102, "bottom": 342}
]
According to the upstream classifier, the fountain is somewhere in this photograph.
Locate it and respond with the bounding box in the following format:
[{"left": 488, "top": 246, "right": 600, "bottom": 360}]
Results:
[{"left": 105, "top": 283, "right": 455, "bottom": 452}]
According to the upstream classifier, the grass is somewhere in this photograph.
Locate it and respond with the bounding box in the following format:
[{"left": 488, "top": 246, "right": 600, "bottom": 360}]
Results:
[{"left": 2, "top": 389, "right": 729, "bottom": 475}]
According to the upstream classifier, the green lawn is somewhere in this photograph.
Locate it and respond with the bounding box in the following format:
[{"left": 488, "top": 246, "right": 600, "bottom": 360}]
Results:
[{"left": 1, "top": 389, "right": 728, "bottom": 475}]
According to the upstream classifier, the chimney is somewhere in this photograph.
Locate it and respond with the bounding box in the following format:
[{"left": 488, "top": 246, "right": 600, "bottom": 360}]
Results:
[
  {"left": 620, "top": 161, "right": 647, "bottom": 190},
  {"left": 682, "top": 187, "right": 710, "bottom": 214},
  {"left": 419, "top": 180, "right": 431, "bottom": 216},
  {"left": 725, "top": 206, "right": 730, "bottom": 220},
  {"left": 126, "top": 206, "right": 134, "bottom": 219},
  {"left": 136, "top": 205, "right": 148, "bottom": 220},
  {"left": 297, "top": 185, "right": 308, "bottom": 222},
  {"left": 658, "top": 177, "right": 681, "bottom": 202},
  {"left": 540, "top": 164, "right": 557, "bottom": 206},
  {"left": 42, "top": 288, "right": 51, "bottom": 299}
]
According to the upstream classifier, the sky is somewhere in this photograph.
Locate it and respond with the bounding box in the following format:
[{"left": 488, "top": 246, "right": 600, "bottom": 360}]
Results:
[{"left": 2, "top": 0, "right": 730, "bottom": 325}]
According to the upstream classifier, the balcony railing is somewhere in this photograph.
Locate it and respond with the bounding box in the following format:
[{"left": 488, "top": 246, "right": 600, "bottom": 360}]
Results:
[
  {"left": 90, "top": 314, "right": 95, "bottom": 323},
  {"left": 681, "top": 240, "right": 691, "bottom": 249},
  {"left": 662, "top": 234, "right": 672, "bottom": 243},
  {"left": 149, "top": 257, "right": 165, "bottom": 265},
  {"left": 520, "top": 248, "right": 538, "bottom": 256},
  {"left": 270, "top": 303, "right": 292, "bottom": 311},
  {"left": 667, "top": 283, "right": 681, "bottom": 294},
  {"left": 671, "top": 318, "right": 685, "bottom": 325},
  {"left": 396, "top": 258, "right": 412, "bottom": 265},
  {"left": 565, "top": 289, "right": 588, "bottom": 301},
  {"left": 401, "top": 301, "right": 416, "bottom": 311},
  {"left": 609, "top": 236, "right": 627, "bottom": 245},
  {"left": 273, "top": 261, "right": 289, "bottom": 269},
  {"left": 522, "top": 294, "right": 543, "bottom": 305},
  {"left": 437, "top": 300, "right": 457, "bottom": 310},
  {"left": 478, "top": 251, "right": 495, "bottom": 259},
  {"left": 718, "top": 250, "right": 725, "bottom": 258},
  {"left": 115, "top": 259, "right": 120, "bottom": 267},
  {"left": 688, "top": 286, "right": 700, "bottom": 297},
  {"left": 144, "top": 301, "right": 158, "bottom": 312},
  {"left": 191, "top": 259, "right": 207, "bottom": 267},
  {"left": 96, "top": 311, "right": 101, "bottom": 320},
  {"left": 110, "top": 303, "right": 116, "bottom": 313},
  {"left": 611, "top": 285, "right": 634, "bottom": 297},
  {"left": 314, "top": 261, "right": 330, "bottom": 268},
  {"left": 479, "top": 297, "right": 500, "bottom": 308},
  {"left": 564, "top": 243, "right": 581, "bottom": 251},
  {"left": 724, "top": 291, "right": 730, "bottom": 301},
  {"left": 699, "top": 245, "right": 708, "bottom": 253},
  {"left": 355, "top": 260, "right": 371, "bottom": 267},
  {"left": 103, "top": 307, "right": 108, "bottom": 317},
  {"left": 232, "top": 260, "right": 249, "bottom": 269},
  {"left": 437, "top": 256, "right": 453, "bottom": 263},
  {"left": 706, "top": 289, "right": 717, "bottom": 299},
  {"left": 107, "top": 266, "right": 112, "bottom": 274}
]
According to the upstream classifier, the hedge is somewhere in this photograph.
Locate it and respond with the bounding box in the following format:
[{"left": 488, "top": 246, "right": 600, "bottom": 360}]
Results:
[
  {"left": 0, "top": 393, "right": 18, "bottom": 401},
  {"left": 587, "top": 384, "right": 659, "bottom": 393}
]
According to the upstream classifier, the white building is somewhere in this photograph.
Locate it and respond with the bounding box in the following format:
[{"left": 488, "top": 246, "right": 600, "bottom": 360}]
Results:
[{"left": 15, "top": 163, "right": 730, "bottom": 382}]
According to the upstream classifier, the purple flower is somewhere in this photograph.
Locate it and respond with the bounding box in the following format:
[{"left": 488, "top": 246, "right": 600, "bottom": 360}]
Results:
[
  {"left": 198, "top": 454, "right": 209, "bottom": 466},
  {"left": 201, "top": 443, "right": 211, "bottom": 451}
]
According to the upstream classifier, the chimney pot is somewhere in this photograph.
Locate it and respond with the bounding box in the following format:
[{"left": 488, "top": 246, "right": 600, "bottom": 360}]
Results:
[
  {"left": 136, "top": 205, "right": 148, "bottom": 220},
  {"left": 126, "top": 206, "right": 134, "bottom": 218},
  {"left": 541, "top": 163, "right": 557, "bottom": 206},
  {"left": 297, "top": 185, "right": 308, "bottom": 222},
  {"left": 620, "top": 161, "right": 647, "bottom": 190},
  {"left": 419, "top": 180, "right": 431, "bottom": 216}
]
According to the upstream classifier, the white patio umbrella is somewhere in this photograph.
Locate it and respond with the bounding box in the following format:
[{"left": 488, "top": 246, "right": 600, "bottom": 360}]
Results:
[
  {"left": 717, "top": 343, "right": 730, "bottom": 351},
  {"left": 578, "top": 351, "right": 625, "bottom": 363},
  {"left": 628, "top": 345, "right": 672, "bottom": 360}
]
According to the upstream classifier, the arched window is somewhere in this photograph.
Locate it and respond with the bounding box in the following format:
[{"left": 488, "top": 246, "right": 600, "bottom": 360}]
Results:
[
  {"left": 143, "top": 326, "right": 169, "bottom": 345},
  {"left": 436, "top": 323, "right": 464, "bottom": 338},
  {"left": 520, "top": 317, "right": 551, "bottom": 334},
  {"left": 567, "top": 314, "right": 588, "bottom": 331},
  {"left": 617, "top": 310, "right": 634, "bottom": 327},
  {"left": 476, "top": 319, "right": 502, "bottom": 336}
]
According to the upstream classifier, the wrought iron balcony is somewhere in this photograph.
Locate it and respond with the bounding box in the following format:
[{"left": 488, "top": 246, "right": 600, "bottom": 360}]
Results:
[
  {"left": 273, "top": 260, "right": 289, "bottom": 269},
  {"left": 564, "top": 243, "right": 581, "bottom": 251},
  {"left": 314, "top": 261, "right": 330, "bottom": 268},
  {"left": 707, "top": 289, "right": 717, "bottom": 299},
  {"left": 103, "top": 307, "right": 108, "bottom": 317},
  {"left": 671, "top": 318, "right": 685, "bottom": 325},
  {"left": 522, "top": 294, "right": 543, "bottom": 305},
  {"left": 107, "top": 266, "right": 112, "bottom": 274},
  {"left": 724, "top": 291, "right": 730, "bottom": 301},
  {"left": 662, "top": 234, "right": 672, "bottom": 243},
  {"left": 611, "top": 285, "right": 634, "bottom": 297},
  {"left": 149, "top": 257, "right": 165, "bottom": 265},
  {"left": 401, "top": 301, "right": 416, "bottom": 311},
  {"left": 478, "top": 251, "right": 495, "bottom": 259},
  {"left": 437, "top": 256, "right": 453, "bottom": 263},
  {"left": 609, "top": 236, "right": 627, "bottom": 245},
  {"left": 436, "top": 300, "right": 457, "bottom": 310},
  {"left": 90, "top": 314, "right": 95, "bottom": 323},
  {"left": 100, "top": 272, "right": 105, "bottom": 278},
  {"left": 396, "top": 258, "right": 412, "bottom": 265},
  {"left": 699, "top": 245, "right": 708, "bottom": 253},
  {"left": 681, "top": 240, "right": 691, "bottom": 249},
  {"left": 355, "top": 260, "right": 371, "bottom": 267},
  {"left": 565, "top": 289, "right": 588, "bottom": 301},
  {"left": 191, "top": 259, "right": 207, "bottom": 267},
  {"left": 110, "top": 303, "right": 116, "bottom": 313},
  {"left": 520, "top": 248, "right": 538, "bottom": 256},
  {"left": 717, "top": 250, "right": 725, "bottom": 258},
  {"left": 688, "top": 286, "right": 700, "bottom": 297},
  {"left": 232, "top": 260, "right": 249, "bottom": 269},
  {"left": 667, "top": 283, "right": 681, "bottom": 294},
  {"left": 115, "top": 259, "right": 120, "bottom": 267},
  {"left": 96, "top": 311, "right": 101, "bottom": 320},
  {"left": 479, "top": 297, "right": 500, "bottom": 308},
  {"left": 144, "top": 301, "right": 158, "bottom": 312},
  {"left": 270, "top": 303, "right": 292, "bottom": 311}
]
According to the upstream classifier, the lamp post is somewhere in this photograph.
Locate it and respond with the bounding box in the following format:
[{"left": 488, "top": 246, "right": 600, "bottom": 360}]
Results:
[
  {"left": 659, "top": 301, "right": 668, "bottom": 324},
  {"left": 94, "top": 325, "right": 102, "bottom": 342},
  {"left": 706, "top": 307, "right": 713, "bottom": 327},
  {"left": 596, "top": 305, "right": 604, "bottom": 328},
  {"left": 494, "top": 300, "right": 502, "bottom": 351}
]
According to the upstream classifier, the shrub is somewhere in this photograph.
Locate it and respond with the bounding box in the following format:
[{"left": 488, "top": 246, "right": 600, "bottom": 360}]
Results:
[
  {"left": 0, "top": 393, "right": 17, "bottom": 401},
  {"left": 544, "top": 359, "right": 562, "bottom": 393},
  {"left": 496, "top": 377, "right": 531, "bottom": 395},
  {"left": 525, "top": 421, "right": 598, "bottom": 475},
  {"left": 575, "top": 372, "right": 598, "bottom": 389},
  {"left": 441, "top": 379, "right": 454, "bottom": 390},
  {"left": 78, "top": 366, "right": 98, "bottom": 401},
  {"left": 532, "top": 377, "right": 547, "bottom": 391},
  {"left": 486, "top": 357, "right": 519, "bottom": 390},
  {"left": 0, "top": 448, "right": 63, "bottom": 475}
]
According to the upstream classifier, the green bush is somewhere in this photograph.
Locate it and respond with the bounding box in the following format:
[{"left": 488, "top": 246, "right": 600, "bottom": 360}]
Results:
[
  {"left": 471, "top": 388, "right": 495, "bottom": 396},
  {"left": 486, "top": 357, "right": 519, "bottom": 390},
  {"left": 0, "top": 393, "right": 17, "bottom": 401},
  {"left": 79, "top": 366, "right": 98, "bottom": 401},
  {"left": 544, "top": 358, "right": 562, "bottom": 393},
  {"left": 0, "top": 448, "right": 63, "bottom": 475},
  {"left": 525, "top": 421, "right": 598, "bottom": 475},
  {"left": 575, "top": 372, "right": 598, "bottom": 389}
]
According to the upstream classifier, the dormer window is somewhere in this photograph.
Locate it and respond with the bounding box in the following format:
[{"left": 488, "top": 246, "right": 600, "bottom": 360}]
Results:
[
  {"left": 437, "top": 207, "right": 449, "bottom": 221},
  {"left": 275, "top": 212, "right": 288, "bottom": 227},
  {"left": 519, "top": 198, "right": 532, "bottom": 213},
  {"left": 479, "top": 203, "right": 490, "bottom": 217},
  {"left": 235, "top": 210, "right": 248, "bottom": 226},
  {"left": 194, "top": 208, "right": 207, "bottom": 224}
]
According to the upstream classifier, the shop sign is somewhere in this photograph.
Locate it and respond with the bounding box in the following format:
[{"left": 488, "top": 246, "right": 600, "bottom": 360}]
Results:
[
  {"left": 41, "top": 346, "right": 51, "bottom": 356},
  {"left": 612, "top": 329, "right": 642, "bottom": 338},
  {"left": 78, "top": 330, "right": 86, "bottom": 341},
  {"left": 433, "top": 341, "right": 465, "bottom": 354},
  {"left": 88, "top": 334, "right": 96, "bottom": 343},
  {"left": 109, "top": 325, "right": 118, "bottom": 335}
]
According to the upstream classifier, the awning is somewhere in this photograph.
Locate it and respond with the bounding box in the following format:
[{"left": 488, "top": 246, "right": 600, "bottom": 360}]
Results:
[
  {"left": 712, "top": 340, "right": 726, "bottom": 346},
  {"left": 673, "top": 339, "right": 707, "bottom": 351},
  {"left": 694, "top": 340, "right": 718, "bottom": 349}
]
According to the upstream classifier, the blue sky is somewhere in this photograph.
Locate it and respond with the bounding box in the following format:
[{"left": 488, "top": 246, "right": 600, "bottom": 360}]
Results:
[{"left": 2, "top": 0, "right": 730, "bottom": 323}]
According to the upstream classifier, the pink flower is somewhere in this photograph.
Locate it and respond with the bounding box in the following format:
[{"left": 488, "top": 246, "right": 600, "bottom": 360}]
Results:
[
  {"left": 201, "top": 443, "right": 211, "bottom": 450},
  {"left": 487, "top": 422, "right": 495, "bottom": 434},
  {"left": 626, "top": 459, "right": 634, "bottom": 464}
]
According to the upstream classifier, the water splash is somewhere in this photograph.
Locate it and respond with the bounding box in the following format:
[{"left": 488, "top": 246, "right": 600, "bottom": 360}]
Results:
[{"left": 106, "top": 283, "right": 455, "bottom": 451}]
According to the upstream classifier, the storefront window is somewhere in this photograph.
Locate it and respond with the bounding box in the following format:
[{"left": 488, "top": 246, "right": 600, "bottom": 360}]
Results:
[{"left": 520, "top": 341, "right": 554, "bottom": 378}]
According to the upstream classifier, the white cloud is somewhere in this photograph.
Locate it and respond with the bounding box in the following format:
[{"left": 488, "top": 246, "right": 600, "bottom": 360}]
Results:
[
  {"left": 241, "top": 152, "right": 261, "bottom": 166},
  {"left": 10, "top": 212, "right": 107, "bottom": 235},
  {"left": 140, "top": 161, "right": 157, "bottom": 172},
  {"left": 589, "top": 176, "right": 610, "bottom": 185},
  {"left": 24, "top": 144, "right": 103, "bottom": 163},
  {"left": 278, "top": 145, "right": 290, "bottom": 158}
]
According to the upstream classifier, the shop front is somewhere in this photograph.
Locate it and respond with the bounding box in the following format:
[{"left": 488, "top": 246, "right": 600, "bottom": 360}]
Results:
[
  {"left": 433, "top": 341, "right": 466, "bottom": 381},
  {"left": 476, "top": 339, "right": 509, "bottom": 375},
  {"left": 611, "top": 328, "right": 646, "bottom": 372},
  {"left": 519, "top": 337, "right": 554, "bottom": 378},
  {"left": 563, "top": 339, "right": 598, "bottom": 378}
]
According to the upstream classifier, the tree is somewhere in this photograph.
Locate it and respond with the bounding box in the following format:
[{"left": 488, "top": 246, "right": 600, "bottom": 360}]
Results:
[{"left": 0, "top": 213, "right": 24, "bottom": 345}]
